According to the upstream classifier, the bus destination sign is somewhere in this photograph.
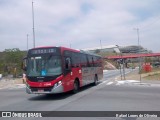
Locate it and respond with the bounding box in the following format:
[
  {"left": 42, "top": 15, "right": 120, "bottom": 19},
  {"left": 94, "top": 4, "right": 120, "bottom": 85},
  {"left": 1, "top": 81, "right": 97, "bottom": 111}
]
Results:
[{"left": 30, "top": 48, "right": 58, "bottom": 55}]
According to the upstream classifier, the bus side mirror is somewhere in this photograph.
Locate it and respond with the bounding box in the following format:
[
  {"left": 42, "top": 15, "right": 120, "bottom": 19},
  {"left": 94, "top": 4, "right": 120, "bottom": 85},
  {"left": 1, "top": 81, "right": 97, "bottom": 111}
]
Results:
[{"left": 22, "top": 57, "right": 27, "bottom": 71}]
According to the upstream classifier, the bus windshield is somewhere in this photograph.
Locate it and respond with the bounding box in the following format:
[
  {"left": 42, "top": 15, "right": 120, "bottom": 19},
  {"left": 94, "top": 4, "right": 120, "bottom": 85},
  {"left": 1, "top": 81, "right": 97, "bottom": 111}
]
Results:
[{"left": 27, "top": 55, "right": 62, "bottom": 77}]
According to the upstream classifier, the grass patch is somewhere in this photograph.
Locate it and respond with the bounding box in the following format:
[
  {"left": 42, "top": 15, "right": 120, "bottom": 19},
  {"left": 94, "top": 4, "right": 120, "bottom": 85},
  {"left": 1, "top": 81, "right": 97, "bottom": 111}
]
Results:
[
  {"left": 143, "top": 73, "right": 160, "bottom": 80},
  {"left": 141, "top": 67, "right": 160, "bottom": 80}
]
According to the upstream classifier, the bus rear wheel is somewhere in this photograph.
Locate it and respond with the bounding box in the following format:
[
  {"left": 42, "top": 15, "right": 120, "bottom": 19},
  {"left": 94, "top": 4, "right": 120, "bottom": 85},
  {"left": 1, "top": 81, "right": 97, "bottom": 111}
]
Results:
[{"left": 73, "top": 80, "right": 79, "bottom": 94}]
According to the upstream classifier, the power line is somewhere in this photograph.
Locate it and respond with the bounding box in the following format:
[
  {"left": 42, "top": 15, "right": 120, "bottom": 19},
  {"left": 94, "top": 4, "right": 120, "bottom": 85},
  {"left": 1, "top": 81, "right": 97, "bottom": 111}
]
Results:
[{"left": 140, "top": 16, "right": 160, "bottom": 30}]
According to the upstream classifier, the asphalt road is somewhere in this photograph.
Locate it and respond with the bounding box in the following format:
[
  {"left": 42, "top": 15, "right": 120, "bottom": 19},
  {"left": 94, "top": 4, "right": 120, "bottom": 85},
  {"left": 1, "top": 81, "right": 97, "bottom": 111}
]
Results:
[{"left": 0, "top": 69, "right": 160, "bottom": 120}]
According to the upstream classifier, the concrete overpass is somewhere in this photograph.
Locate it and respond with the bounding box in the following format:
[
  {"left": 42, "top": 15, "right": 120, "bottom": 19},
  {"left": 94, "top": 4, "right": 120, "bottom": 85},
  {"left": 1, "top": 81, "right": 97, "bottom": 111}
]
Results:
[{"left": 104, "top": 53, "right": 160, "bottom": 60}]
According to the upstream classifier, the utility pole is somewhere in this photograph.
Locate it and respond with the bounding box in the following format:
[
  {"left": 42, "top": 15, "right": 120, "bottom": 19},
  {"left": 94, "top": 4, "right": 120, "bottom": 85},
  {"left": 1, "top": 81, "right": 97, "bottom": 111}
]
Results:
[{"left": 32, "top": 0, "right": 36, "bottom": 48}]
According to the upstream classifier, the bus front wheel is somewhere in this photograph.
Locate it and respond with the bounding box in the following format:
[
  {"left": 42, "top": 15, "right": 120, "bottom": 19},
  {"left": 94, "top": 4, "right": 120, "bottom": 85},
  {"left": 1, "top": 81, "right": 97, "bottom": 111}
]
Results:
[
  {"left": 73, "top": 80, "right": 79, "bottom": 94},
  {"left": 93, "top": 75, "right": 98, "bottom": 86}
]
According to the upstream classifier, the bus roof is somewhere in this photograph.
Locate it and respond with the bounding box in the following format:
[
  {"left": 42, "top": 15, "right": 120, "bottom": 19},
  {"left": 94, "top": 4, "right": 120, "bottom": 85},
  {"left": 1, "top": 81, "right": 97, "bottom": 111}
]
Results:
[{"left": 29, "top": 46, "right": 101, "bottom": 57}]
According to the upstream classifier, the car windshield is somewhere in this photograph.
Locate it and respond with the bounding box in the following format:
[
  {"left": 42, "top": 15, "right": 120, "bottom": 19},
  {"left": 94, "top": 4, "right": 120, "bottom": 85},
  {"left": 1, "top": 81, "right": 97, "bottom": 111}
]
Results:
[{"left": 27, "top": 55, "right": 62, "bottom": 77}]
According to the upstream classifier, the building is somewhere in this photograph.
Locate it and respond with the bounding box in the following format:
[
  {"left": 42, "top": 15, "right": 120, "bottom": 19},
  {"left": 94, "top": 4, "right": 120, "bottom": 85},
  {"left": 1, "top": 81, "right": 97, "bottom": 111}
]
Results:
[
  {"left": 119, "top": 45, "right": 150, "bottom": 53},
  {"left": 83, "top": 45, "right": 120, "bottom": 54},
  {"left": 83, "top": 45, "right": 150, "bottom": 54}
]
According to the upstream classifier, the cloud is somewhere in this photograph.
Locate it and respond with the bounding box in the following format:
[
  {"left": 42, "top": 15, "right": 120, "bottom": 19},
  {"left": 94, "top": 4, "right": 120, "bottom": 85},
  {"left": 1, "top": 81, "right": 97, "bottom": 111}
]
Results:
[{"left": 0, "top": 0, "right": 160, "bottom": 52}]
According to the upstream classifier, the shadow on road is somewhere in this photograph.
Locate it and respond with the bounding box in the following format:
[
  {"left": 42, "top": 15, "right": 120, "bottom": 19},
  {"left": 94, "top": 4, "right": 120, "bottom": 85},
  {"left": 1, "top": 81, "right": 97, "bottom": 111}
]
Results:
[
  {"left": 28, "top": 92, "right": 73, "bottom": 101},
  {"left": 28, "top": 83, "right": 98, "bottom": 101}
]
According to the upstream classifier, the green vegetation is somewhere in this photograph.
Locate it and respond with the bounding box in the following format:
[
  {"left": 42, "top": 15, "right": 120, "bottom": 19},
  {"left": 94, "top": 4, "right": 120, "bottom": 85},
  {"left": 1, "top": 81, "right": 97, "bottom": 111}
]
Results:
[{"left": 0, "top": 48, "right": 26, "bottom": 77}]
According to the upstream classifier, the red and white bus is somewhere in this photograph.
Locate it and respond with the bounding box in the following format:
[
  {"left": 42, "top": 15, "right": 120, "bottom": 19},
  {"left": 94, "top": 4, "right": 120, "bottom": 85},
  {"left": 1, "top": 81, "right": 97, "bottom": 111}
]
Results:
[{"left": 22, "top": 46, "right": 103, "bottom": 94}]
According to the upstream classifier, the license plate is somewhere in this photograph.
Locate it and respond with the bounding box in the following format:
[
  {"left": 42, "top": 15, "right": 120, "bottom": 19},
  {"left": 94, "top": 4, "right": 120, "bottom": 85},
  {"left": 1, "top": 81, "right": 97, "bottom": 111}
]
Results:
[{"left": 38, "top": 89, "right": 44, "bottom": 92}]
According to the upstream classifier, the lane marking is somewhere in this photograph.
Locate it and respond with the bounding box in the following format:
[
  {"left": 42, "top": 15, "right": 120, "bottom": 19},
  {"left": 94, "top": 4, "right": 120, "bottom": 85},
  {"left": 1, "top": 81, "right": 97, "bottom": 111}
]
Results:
[
  {"left": 99, "top": 81, "right": 108, "bottom": 85},
  {"left": 106, "top": 82, "right": 113, "bottom": 85}
]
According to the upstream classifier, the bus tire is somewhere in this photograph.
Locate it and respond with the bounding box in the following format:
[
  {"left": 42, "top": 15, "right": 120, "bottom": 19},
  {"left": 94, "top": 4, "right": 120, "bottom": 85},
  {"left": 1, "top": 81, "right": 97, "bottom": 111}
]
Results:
[
  {"left": 72, "top": 80, "right": 79, "bottom": 94},
  {"left": 93, "top": 75, "right": 98, "bottom": 86}
]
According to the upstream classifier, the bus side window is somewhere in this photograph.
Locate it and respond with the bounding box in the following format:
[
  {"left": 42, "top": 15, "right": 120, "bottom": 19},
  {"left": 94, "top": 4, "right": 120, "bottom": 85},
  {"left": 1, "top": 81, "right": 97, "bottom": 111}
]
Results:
[
  {"left": 22, "top": 57, "right": 27, "bottom": 71},
  {"left": 65, "top": 57, "right": 71, "bottom": 70}
]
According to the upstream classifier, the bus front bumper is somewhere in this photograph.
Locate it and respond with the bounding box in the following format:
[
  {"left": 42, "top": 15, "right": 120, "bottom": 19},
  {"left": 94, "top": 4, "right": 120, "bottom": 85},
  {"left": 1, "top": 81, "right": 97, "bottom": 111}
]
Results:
[{"left": 26, "top": 83, "right": 64, "bottom": 94}]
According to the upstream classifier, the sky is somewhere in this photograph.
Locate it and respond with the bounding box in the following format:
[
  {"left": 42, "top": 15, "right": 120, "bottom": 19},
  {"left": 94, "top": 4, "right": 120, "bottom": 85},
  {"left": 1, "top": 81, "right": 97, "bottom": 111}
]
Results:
[{"left": 0, "top": 0, "right": 160, "bottom": 52}]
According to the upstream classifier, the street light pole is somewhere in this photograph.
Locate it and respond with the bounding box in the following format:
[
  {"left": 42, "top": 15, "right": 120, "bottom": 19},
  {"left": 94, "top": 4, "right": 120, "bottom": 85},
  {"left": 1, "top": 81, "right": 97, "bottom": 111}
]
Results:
[
  {"left": 136, "top": 28, "right": 140, "bottom": 47},
  {"left": 32, "top": 0, "right": 36, "bottom": 48},
  {"left": 122, "top": 58, "right": 126, "bottom": 80},
  {"left": 100, "top": 40, "right": 103, "bottom": 53},
  {"left": 100, "top": 40, "right": 102, "bottom": 50},
  {"left": 27, "top": 34, "right": 29, "bottom": 50},
  {"left": 134, "top": 28, "right": 142, "bottom": 82},
  {"left": 118, "top": 59, "right": 123, "bottom": 80}
]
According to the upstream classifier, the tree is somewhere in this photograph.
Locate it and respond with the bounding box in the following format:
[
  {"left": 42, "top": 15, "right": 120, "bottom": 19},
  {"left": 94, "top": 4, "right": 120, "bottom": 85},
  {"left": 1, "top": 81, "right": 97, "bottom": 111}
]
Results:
[
  {"left": 95, "top": 49, "right": 101, "bottom": 54},
  {"left": 3, "top": 48, "right": 26, "bottom": 77}
]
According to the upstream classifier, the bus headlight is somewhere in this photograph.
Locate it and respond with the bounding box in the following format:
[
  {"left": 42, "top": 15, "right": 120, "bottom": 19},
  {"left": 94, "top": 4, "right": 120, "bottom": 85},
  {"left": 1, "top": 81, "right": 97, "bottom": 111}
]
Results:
[
  {"left": 54, "top": 81, "right": 62, "bottom": 88},
  {"left": 58, "top": 81, "right": 62, "bottom": 85}
]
